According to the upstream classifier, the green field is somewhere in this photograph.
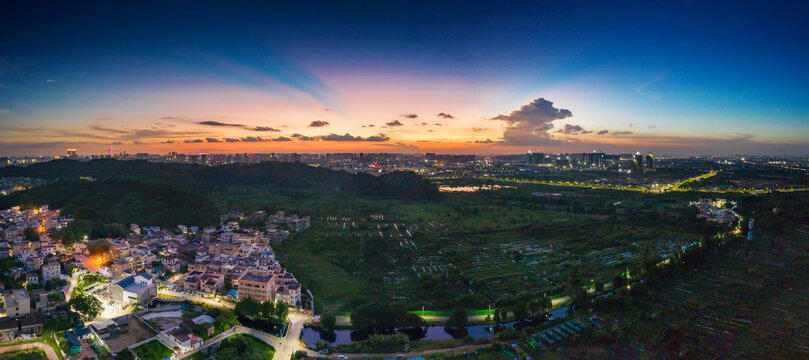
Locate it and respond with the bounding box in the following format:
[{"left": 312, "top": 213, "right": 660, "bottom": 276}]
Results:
[
  {"left": 132, "top": 340, "right": 174, "bottom": 360},
  {"left": 190, "top": 334, "right": 274, "bottom": 360},
  {"left": 0, "top": 350, "right": 48, "bottom": 360},
  {"left": 277, "top": 179, "right": 731, "bottom": 311}
]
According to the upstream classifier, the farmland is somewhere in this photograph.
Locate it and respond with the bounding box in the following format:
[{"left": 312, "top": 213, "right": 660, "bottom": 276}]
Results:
[{"left": 277, "top": 179, "right": 732, "bottom": 311}]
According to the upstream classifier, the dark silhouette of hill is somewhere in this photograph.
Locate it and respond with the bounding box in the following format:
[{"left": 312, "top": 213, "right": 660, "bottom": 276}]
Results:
[
  {"left": 0, "top": 179, "right": 220, "bottom": 227},
  {"left": 0, "top": 159, "right": 439, "bottom": 200}
]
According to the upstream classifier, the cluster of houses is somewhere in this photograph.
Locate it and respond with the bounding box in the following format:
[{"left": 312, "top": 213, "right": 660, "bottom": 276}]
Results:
[
  {"left": 0, "top": 206, "right": 74, "bottom": 342},
  {"left": 0, "top": 204, "right": 309, "bottom": 350},
  {"left": 98, "top": 210, "right": 307, "bottom": 306},
  {"left": 690, "top": 198, "right": 738, "bottom": 225}
]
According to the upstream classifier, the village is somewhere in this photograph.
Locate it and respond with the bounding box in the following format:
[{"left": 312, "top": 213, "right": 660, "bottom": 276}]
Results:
[{"left": 0, "top": 205, "right": 314, "bottom": 360}]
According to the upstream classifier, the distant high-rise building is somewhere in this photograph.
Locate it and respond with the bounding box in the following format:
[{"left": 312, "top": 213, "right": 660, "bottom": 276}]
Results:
[
  {"left": 634, "top": 153, "right": 644, "bottom": 171},
  {"left": 645, "top": 154, "right": 654, "bottom": 169},
  {"left": 66, "top": 149, "right": 77, "bottom": 158},
  {"left": 586, "top": 152, "right": 605, "bottom": 167},
  {"left": 108, "top": 145, "right": 113, "bottom": 158},
  {"left": 527, "top": 151, "right": 545, "bottom": 165},
  {"left": 425, "top": 153, "right": 437, "bottom": 161}
]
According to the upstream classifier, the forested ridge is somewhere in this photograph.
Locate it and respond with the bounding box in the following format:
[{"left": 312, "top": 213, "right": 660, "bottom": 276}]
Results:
[{"left": 0, "top": 159, "right": 439, "bottom": 230}]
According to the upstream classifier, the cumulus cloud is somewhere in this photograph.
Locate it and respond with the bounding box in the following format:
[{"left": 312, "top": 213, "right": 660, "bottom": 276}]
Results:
[
  {"left": 110, "top": 141, "right": 124, "bottom": 145},
  {"left": 272, "top": 136, "right": 292, "bottom": 142},
  {"left": 474, "top": 139, "right": 495, "bottom": 144},
  {"left": 491, "top": 98, "right": 572, "bottom": 145},
  {"left": 224, "top": 138, "right": 240, "bottom": 142},
  {"left": 254, "top": 126, "right": 280, "bottom": 132},
  {"left": 597, "top": 130, "right": 609, "bottom": 135},
  {"left": 206, "top": 138, "right": 221, "bottom": 142},
  {"left": 133, "top": 140, "right": 144, "bottom": 145},
  {"left": 198, "top": 121, "right": 245, "bottom": 127},
  {"left": 161, "top": 140, "right": 175, "bottom": 144},
  {"left": 556, "top": 124, "right": 592, "bottom": 135},
  {"left": 400, "top": 113, "right": 418, "bottom": 119},
  {"left": 362, "top": 124, "right": 375, "bottom": 128},
  {"left": 437, "top": 112, "right": 454, "bottom": 119},
  {"left": 385, "top": 120, "right": 404, "bottom": 127},
  {"left": 184, "top": 139, "right": 204, "bottom": 143},
  {"left": 472, "top": 127, "right": 487, "bottom": 132},
  {"left": 309, "top": 120, "right": 330, "bottom": 127},
  {"left": 611, "top": 131, "right": 634, "bottom": 135}
]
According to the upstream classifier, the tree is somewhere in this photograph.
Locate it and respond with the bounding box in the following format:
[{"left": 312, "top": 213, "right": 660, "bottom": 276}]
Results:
[
  {"left": 214, "top": 312, "right": 239, "bottom": 334},
  {"left": 595, "top": 279, "right": 605, "bottom": 293},
  {"left": 612, "top": 274, "right": 627, "bottom": 289},
  {"left": 320, "top": 311, "right": 337, "bottom": 331},
  {"left": 493, "top": 309, "right": 502, "bottom": 324},
  {"left": 274, "top": 302, "right": 289, "bottom": 322},
  {"left": 24, "top": 227, "right": 40, "bottom": 242},
  {"left": 513, "top": 301, "right": 528, "bottom": 321},
  {"left": 70, "top": 294, "right": 103, "bottom": 320},
  {"left": 87, "top": 239, "right": 112, "bottom": 256},
  {"left": 446, "top": 309, "right": 468, "bottom": 328}
]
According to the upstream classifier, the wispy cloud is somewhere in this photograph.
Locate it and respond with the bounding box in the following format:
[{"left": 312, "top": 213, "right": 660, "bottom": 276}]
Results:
[{"left": 635, "top": 71, "right": 666, "bottom": 101}]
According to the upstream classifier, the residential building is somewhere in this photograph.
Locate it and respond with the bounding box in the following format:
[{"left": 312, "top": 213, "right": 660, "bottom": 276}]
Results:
[
  {"left": 41, "top": 260, "right": 61, "bottom": 282},
  {"left": 109, "top": 273, "right": 156, "bottom": 305},
  {"left": 158, "top": 324, "right": 202, "bottom": 353},
  {"left": 237, "top": 270, "right": 275, "bottom": 302},
  {"left": 1, "top": 289, "right": 31, "bottom": 318}
]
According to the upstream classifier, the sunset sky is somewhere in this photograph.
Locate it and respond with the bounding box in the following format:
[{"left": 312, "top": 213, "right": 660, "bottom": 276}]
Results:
[{"left": 1, "top": 1, "right": 808, "bottom": 156}]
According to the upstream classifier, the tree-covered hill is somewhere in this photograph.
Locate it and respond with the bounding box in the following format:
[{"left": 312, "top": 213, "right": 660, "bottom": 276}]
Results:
[
  {"left": 0, "top": 179, "right": 220, "bottom": 228},
  {"left": 0, "top": 159, "right": 439, "bottom": 200}
]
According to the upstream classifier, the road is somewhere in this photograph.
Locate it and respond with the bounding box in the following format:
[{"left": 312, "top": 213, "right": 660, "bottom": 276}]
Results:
[
  {"left": 336, "top": 296, "right": 571, "bottom": 325},
  {"left": 158, "top": 289, "right": 235, "bottom": 309},
  {"left": 322, "top": 344, "right": 491, "bottom": 359},
  {"left": 0, "top": 342, "right": 60, "bottom": 360}
]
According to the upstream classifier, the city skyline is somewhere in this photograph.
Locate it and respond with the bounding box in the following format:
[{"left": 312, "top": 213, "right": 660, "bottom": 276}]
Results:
[{"left": 2, "top": 1, "right": 809, "bottom": 156}]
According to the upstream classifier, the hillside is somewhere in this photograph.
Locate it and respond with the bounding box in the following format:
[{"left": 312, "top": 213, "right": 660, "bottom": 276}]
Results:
[
  {"left": 0, "top": 179, "right": 220, "bottom": 228},
  {"left": 0, "top": 159, "right": 439, "bottom": 200}
]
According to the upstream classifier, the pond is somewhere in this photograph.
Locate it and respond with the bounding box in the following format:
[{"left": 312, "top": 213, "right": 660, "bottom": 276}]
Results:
[{"left": 301, "top": 308, "right": 570, "bottom": 347}]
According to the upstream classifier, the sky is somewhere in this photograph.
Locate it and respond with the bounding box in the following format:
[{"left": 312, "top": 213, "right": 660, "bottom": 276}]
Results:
[{"left": 1, "top": 1, "right": 809, "bottom": 156}]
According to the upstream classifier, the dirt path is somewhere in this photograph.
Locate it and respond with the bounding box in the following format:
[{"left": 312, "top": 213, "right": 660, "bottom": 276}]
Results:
[{"left": 0, "top": 342, "right": 60, "bottom": 360}]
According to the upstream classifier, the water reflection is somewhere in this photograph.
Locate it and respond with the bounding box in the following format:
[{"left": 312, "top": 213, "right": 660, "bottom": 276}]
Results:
[{"left": 301, "top": 309, "right": 569, "bottom": 347}]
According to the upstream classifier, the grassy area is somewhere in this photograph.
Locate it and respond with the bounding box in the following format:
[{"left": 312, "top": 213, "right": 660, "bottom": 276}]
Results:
[
  {"left": 0, "top": 338, "right": 64, "bottom": 360},
  {"left": 0, "top": 349, "right": 48, "bottom": 360},
  {"left": 72, "top": 273, "right": 107, "bottom": 297},
  {"left": 132, "top": 340, "right": 174, "bottom": 360},
  {"left": 189, "top": 334, "right": 274, "bottom": 360}
]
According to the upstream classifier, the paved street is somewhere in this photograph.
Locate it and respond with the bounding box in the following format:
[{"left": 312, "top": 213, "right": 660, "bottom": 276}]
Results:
[{"left": 158, "top": 289, "right": 235, "bottom": 309}]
